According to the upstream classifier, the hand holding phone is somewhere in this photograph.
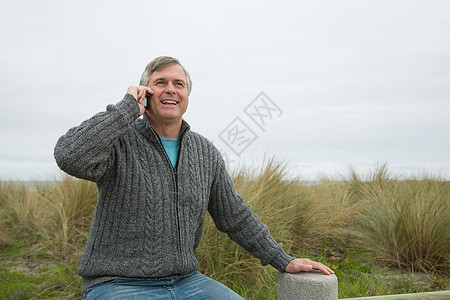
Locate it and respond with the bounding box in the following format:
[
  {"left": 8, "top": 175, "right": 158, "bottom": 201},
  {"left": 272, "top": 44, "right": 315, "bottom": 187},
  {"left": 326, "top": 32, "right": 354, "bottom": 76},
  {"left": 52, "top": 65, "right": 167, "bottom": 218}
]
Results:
[{"left": 126, "top": 86, "right": 152, "bottom": 115}]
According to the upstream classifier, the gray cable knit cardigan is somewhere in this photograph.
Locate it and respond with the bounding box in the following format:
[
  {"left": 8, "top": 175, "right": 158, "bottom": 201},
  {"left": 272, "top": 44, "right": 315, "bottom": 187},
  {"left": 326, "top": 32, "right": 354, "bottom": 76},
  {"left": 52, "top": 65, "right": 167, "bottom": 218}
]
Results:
[{"left": 54, "top": 94, "right": 294, "bottom": 291}]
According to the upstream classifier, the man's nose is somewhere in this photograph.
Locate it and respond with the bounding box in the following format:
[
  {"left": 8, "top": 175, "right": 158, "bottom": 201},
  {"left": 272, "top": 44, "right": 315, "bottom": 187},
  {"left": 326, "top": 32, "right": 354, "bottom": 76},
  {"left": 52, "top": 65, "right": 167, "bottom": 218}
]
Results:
[{"left": 165, "top": 82, "right": 176, "bottom": 93}]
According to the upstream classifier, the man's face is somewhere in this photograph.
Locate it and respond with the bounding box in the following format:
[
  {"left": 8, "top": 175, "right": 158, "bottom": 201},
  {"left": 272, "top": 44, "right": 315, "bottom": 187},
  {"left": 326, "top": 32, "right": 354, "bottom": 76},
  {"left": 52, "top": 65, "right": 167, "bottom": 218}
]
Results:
[{"left": 145, "top": 64, "right": 189, "bottom": 126}]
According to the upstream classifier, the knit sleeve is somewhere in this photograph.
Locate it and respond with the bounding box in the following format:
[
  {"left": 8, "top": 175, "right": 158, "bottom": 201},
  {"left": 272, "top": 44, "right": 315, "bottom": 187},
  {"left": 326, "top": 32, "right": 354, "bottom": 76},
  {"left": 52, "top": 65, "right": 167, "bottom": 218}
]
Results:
[
  {"left": 54, "top": 94, "right": 140, "bottom": 182},
  {"left": 207, "top": 153, "right": 295, "bottom": 272}
]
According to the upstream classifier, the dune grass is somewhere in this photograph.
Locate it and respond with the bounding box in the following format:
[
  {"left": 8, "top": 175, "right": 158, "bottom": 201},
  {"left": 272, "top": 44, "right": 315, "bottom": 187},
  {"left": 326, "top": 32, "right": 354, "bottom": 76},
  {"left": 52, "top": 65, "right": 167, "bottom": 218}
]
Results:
[
  {"left": 342, "top": 166, "right": 450, "bottom": 274},
  {"left": 0, "top": 160, "right": 449, "bottom": 299}
]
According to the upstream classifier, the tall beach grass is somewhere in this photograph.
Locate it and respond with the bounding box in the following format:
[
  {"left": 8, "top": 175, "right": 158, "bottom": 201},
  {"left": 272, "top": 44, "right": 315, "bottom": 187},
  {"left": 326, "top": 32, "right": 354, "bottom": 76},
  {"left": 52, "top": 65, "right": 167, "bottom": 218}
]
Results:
[{"left": 345, "top": 166, "right": 450, "bottom": 274}]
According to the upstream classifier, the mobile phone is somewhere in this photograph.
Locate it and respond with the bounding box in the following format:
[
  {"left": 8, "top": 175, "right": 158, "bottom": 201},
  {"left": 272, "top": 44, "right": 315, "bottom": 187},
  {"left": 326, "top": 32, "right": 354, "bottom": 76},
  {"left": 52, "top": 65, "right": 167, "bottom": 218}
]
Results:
[{"left": 143, "top": 92, "right": 152, "bottom": 109}]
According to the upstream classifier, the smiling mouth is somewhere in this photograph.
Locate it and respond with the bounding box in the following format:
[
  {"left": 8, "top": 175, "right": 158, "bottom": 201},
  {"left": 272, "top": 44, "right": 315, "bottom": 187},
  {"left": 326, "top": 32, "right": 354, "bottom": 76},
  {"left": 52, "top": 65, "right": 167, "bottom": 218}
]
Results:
[{"left": 161, "top": 100, "right": 178, "bottom": 105}]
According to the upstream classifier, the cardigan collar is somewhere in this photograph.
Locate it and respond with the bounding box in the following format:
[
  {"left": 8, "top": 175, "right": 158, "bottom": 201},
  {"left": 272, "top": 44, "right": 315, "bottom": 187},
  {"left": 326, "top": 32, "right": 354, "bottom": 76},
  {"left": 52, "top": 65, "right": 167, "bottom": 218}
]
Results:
[{"left": 138, "top": 114, "right": 190, "bottom": 142}]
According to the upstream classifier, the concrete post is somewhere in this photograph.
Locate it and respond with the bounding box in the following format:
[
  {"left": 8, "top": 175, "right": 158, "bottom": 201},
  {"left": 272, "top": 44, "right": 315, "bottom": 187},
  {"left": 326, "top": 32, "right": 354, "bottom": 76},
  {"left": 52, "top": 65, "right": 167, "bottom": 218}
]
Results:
[{"left": 278, "top": 271, "right": 338, "bottom": 300}]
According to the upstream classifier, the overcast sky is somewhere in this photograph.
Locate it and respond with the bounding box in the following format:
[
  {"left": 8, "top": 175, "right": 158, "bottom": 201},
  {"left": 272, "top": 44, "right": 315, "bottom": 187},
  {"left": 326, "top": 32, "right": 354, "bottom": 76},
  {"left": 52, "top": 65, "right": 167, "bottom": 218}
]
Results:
[{"left": 1, "top": 0, "right": 449, "bottom": 181}]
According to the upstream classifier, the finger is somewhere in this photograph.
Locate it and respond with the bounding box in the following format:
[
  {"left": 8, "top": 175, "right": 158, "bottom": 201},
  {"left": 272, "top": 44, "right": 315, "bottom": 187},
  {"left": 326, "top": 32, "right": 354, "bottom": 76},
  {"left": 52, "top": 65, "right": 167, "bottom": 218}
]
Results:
[
  {"left": 136, "top": 87, "right": 145, "bottom": 102},
  {"left": 312, "top": 262, "right": 334, "bottom": 275},
  {"left": 127, "top": 86, "right": 138, "bottom": 99},
  {"left": 145, "top": 86, "right": 154, "bottom": 95}
]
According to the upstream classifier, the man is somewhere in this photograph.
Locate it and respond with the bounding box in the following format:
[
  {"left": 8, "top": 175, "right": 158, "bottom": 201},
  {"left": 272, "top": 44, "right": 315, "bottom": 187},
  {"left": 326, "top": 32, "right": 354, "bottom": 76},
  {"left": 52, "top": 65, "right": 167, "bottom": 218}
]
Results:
[{"left": 54, "top": 56, "right": 334, "bottom": 299}]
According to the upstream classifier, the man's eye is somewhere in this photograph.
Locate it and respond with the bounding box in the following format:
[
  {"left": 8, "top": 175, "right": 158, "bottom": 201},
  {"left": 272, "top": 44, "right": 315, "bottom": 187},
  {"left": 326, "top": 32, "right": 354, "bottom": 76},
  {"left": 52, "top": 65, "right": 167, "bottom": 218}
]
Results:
[
  {"left": 176, "top": 82, "right": 185, "bottom": 87},
  {"left": 156, "top": 81, "right": 165, "bottom": 85}
]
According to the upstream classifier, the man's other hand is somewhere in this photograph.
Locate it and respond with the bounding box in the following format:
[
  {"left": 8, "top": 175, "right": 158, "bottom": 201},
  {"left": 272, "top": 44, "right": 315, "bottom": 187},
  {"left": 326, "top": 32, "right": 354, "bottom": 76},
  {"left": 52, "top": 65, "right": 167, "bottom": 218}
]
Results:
[{"left": 285, "top": 258, "right": 334, "bottom": 275}]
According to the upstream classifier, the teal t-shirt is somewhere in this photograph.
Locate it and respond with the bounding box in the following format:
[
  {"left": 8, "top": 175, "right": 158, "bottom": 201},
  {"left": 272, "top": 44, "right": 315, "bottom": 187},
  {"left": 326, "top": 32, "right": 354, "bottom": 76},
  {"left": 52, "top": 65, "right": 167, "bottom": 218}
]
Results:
[{"left": 159, "top": 135, "right": 179, "bottom": 168}]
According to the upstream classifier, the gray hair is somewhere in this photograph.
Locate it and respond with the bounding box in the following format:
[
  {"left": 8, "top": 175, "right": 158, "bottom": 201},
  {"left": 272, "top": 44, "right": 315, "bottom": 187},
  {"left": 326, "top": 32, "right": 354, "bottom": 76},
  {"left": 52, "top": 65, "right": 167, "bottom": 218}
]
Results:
[{"left": 139, "top": 56, "right": 192, "bottom": 94}]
